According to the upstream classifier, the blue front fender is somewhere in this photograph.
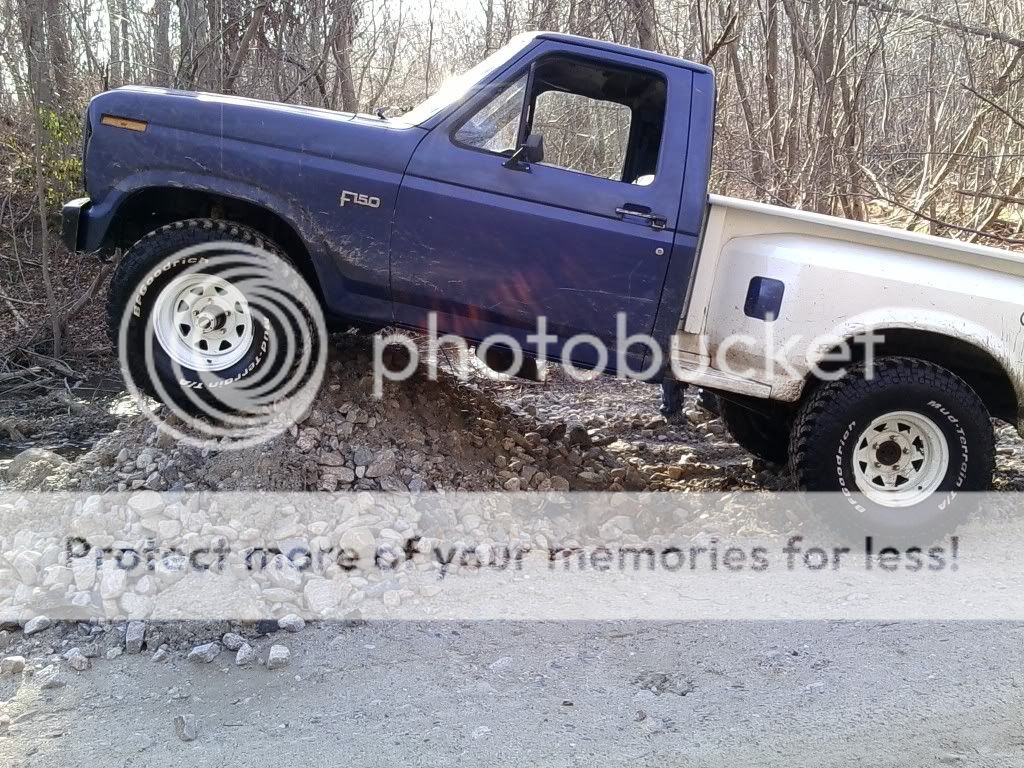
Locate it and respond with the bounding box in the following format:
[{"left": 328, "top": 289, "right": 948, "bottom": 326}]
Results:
[{"left": 75, "top": 170, "right": 393, "bottom": 324}]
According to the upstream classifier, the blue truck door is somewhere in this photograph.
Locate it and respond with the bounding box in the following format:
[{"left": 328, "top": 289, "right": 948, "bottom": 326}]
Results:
[{"left": 391, "top": 42, "right": 696, "bottom": 367}]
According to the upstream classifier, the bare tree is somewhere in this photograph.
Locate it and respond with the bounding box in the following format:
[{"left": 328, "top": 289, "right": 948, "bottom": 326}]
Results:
[
  {"left": 153, "top": 0, "right": 172, "bottom": 86},
  {"left": 627, "top": 0, "right": 656, "bottom": 50},
  {"left": 18, "top": 0, "right": 51, "bottom": 107},
  {"left": 333, "top": 0, "right": 358, "bottom": 111},
  {"left": 105, "top": 0, "right": 120, "bottom": 87}
]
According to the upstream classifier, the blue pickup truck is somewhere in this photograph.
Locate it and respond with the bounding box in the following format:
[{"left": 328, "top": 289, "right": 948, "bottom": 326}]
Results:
[
  {"left": 63, "top": 31, "right": 711, "bottom": 369},
  {"left": 65, "top": 30, "right": 1015, "bottom": 526}
]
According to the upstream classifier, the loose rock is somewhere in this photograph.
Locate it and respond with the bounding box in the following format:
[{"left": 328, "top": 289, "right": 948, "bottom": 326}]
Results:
[
  {"left": 254, "top": 619, "right": 280, "bottom": 636},
  {"left": 23, "top": 615, "right": 51, "bottom": 636},
  {"left": 278, "top": 614, "right": 305, "bottom": 633},
  {"left": 6, "top": 448, "right": 68, "bottom": 484},
  {"left": 1, "top": 656, "right": 26, "bottom": 675},
  {"left": 125, "top": 621, "right": 146, "bottom": 653},
  {"left": 65, "top": 648, "right": 90, "bottom": 671},
  {"left": 36, "top": 664, "right": 64, "bottom": 689},
  {"left": 187, "top": 642, "right": 221, "bottom": 663},
  {"left": 235, "top": 643, "right": 256, "bottom": 666},
  {"left": 174, "top": 714, "right": 198, "bottom": 742},
  {"left": 266, "top": 644, "right": 290, "bottom": 670},
  {"left": 566, "top": 422, "right": 591, "bottom": 448}
]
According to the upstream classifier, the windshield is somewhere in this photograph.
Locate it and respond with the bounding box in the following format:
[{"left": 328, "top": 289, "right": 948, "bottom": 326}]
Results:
[{"left": 395, "top": 34, "right": 536, "bottom": 126}]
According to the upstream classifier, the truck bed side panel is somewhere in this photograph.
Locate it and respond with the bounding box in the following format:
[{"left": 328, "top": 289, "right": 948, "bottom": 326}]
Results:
[{"left": 676, "top": 196, "right": 1024, "bottom": 407}]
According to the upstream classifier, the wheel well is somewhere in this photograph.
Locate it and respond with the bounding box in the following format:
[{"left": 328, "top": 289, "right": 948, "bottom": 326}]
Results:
[
  {"left": 107, "top": 187, "right": 322, "bottom": 301},
  {"left": 813, "top": 328, "right": 1018, "bottom": 423}
]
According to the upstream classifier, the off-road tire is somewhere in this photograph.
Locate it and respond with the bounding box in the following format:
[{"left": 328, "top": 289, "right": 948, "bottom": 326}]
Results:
[
  {"left": 719, "top": 399, "right": 791, "bottom": 465},
  {"left": 790, "top": 356, "right": 994, "bottom": 540},
  {"left": 107, "top": 218, "right": 312, "bottom": 412}
]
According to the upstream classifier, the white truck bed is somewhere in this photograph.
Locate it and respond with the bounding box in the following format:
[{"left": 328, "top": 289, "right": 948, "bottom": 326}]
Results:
[{"left": 673, "top": 195, "right": 1024, "bottom": 420}]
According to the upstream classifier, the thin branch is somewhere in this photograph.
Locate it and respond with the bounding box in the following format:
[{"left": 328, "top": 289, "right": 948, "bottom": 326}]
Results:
[
  {"left": 961, "top": 82, "right": 1024, "bottom": 132},
  {"left": 849, "top": 0, "right": 1024, "bottom": 50},
  {"left": 956, "top": 189, "right": 1024, "bottom": 207},
  {"left": 870, "top": 193, "right": 1024, "bottom": 245}
]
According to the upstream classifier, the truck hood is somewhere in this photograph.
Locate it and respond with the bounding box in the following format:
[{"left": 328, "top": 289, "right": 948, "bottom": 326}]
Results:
[{"left": 87, "top": 86, "right": 425, "bottom": 170}]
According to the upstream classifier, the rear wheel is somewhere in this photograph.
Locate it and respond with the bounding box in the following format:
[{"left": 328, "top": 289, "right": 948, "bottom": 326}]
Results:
[{"left": 790, "top": 357, "right": 994, "bottom": 538}]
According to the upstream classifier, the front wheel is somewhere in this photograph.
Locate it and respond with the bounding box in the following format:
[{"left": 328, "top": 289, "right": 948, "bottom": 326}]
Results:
[
  {"left": 107, "top": 218, "right": 326, "bottom": 446},
  {"left": 790, "top": 357, "right": 994, "bottom": 538}
]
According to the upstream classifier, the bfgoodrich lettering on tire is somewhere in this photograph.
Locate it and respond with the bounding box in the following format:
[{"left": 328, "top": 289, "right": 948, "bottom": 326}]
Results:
[{"left": 790, "top": 357, "right": 994, "bottom": 539}]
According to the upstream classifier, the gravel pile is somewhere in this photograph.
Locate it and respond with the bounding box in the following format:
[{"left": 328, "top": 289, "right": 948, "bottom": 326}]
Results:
[
  {"left": 2, "top": 335, "right": 790, "bottom": 496},
  {"left": 8, "top": 332, "right": 1024, "bottom": 513},
  {"left": 0, "top": 616, "right": 306, "bottom": 695}
]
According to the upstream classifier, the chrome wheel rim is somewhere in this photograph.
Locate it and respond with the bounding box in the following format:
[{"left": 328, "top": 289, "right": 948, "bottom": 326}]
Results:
[
  {"left": 151, "top": 273, "right": 254, "bottom": 372},
  {"left": 852, "top": 410, "right": 949, "bottom": 507}
]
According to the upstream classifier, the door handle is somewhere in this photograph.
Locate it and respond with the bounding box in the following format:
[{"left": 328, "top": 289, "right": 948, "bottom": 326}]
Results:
[{"left": 615, "top": 205, "right": 666, "bottom": 230}]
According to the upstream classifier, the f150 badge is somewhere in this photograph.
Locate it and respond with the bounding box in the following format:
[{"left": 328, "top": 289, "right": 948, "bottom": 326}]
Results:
[{"left": 340, "top": 190, "right": 381, "bottom": 208}]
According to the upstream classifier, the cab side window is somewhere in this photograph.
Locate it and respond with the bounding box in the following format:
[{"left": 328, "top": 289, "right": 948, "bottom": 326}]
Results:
[
  {"left": 453, "top": 56, "right": 667, "bottom": 184},
  {"left": 531, "top": 90, "right": 633, "bottom": 181}
]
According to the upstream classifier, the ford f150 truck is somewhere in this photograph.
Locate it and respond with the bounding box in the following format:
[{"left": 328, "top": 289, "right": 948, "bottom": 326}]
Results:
[{"left": 63, "top": 31, "right": 1015, "bottom": 530}]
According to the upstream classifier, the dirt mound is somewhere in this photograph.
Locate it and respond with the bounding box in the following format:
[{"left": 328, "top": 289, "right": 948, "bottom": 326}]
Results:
[
  {"left": 14, "top": 332, "right": 1024, "bottom": 503},
  {"left": 4, "top": 335, "right": 747, "bottom": 495}
]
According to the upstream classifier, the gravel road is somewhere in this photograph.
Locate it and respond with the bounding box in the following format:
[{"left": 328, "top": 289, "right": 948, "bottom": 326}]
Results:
[{"left": 2, "top": 620, "right": 1022, "bottom": 767}]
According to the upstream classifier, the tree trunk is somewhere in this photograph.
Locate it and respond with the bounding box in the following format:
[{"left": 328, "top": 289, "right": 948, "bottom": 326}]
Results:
[
  {"left": 722, "top": 4, "right": 767, "bottom": 194},
  {"left": 224, "top": 2, "right": 267, "bottom": 94},
  {"left": 177, "top": 0, "right": 192, "bottom": 86},
  {"left": 19, "top": 0, "right": 52, "bottom": 107},
  {"left": 206, "top": 0, "right": 223, "bottom": 89},
  {"left": 44, "top": 0, "right": 73, "bottom": 103},
  {"left": 482, "top": 0, "right": 494, "bottom": 56},
  {"left": 106, "top": 0, "right": 121, "bottom": 87},
  {"left": 119, "top": 0, "right": 132, "bottom": 83},
  {"left": 423, "top": 0, "right": 435, "bottom": 100},
  {"left": 154, "top": 0, "right": 172, "bottom": 86},
  {"left": 333, "top": 0, "right": 357, "bottom": 112},
  {"left": 536, "top": 0, "right": 556, "bottom": 30},
  {"left": 26, "top": 54, "right": 62, "bottom": 357},
  {"left": 627, "top": 0, "right": 657, "bottom": 50},
  {"left": 223, "top": 0, "right": 242, "bottom": 83},
  {"left": 501, "top": 0, "right": 516, "bottom": 43},
  {"left": 178, "top": 0, "right": 210, "bottom": 88},
  {"left": 763, "top": 0, "right": 781, "bottom": 192}
]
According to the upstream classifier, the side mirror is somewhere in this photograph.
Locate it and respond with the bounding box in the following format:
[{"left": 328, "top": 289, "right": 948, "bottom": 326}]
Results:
[
  {"left": 502, "top": 133, "right": 544, "bottom": 171},
  {"left": 522, "top": 133, "right": 544, "bottom": 163}
]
